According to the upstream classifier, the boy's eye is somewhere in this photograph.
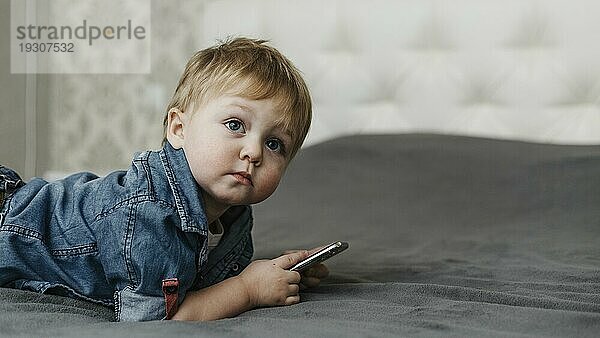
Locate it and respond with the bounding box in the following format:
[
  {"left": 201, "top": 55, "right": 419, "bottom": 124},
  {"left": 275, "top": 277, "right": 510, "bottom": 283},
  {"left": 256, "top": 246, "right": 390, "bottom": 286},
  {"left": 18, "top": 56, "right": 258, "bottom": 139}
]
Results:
[
  {"left": 225, "top": 120, "right": 245, "bottom": 133},
  {"left": 266, "top": 139, "right": 285, "bottom": 153}
]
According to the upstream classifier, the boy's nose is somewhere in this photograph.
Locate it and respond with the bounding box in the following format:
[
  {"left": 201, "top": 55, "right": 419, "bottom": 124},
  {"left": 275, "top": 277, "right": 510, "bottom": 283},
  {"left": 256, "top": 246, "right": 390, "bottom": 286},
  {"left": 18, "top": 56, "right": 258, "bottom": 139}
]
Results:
[{"left": 240, "top": 140, "right": 262, "bottom": 166}]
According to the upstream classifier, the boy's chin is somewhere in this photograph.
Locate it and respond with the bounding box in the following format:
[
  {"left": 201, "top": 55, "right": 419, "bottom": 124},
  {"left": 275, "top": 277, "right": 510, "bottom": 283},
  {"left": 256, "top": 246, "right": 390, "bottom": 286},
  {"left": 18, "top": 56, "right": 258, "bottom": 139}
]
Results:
[
  {"left": 205, "top": 185, "right": 274, "bottom": 206},
  {"left": 217, "top": 194, "right": 269, "bottom": 206},
  {"left": 209, "top": 192, "right": 254, "bottom": 206}
]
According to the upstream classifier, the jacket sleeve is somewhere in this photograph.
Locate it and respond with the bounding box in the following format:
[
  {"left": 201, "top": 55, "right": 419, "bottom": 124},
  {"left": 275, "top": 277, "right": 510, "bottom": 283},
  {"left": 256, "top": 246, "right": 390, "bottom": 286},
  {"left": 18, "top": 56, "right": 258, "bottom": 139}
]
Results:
[{"left": 114, "top": 285, "right": 168, "bottom": 321}]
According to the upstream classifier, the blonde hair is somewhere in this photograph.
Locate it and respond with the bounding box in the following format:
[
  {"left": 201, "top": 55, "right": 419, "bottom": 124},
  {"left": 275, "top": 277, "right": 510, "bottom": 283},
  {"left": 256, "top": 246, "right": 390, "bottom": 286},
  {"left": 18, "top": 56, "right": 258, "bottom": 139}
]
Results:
[{"left": 163, "top": 37, "right": 312, "bottom": 159}]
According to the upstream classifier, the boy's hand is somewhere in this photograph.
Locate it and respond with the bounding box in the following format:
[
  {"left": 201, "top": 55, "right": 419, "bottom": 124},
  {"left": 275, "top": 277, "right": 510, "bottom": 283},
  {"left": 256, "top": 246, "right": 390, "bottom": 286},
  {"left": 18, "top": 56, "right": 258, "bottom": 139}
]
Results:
[
  {"left": 283, "top": 247, "right": 330, "bottom": 289},
  {"left": 237, "top": 251, "right": 309, "bottom": 307}
]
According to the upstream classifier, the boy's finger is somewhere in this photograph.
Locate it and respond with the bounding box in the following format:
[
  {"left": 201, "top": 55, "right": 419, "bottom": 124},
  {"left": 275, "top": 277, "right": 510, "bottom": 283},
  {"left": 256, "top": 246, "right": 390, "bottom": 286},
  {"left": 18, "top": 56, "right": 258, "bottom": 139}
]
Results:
[
  {"left": 288, "top": 284, "right": 300, "bottom": 295},
  {"left": 272, "top": 250, "right": 309, "bottom": 269},
  {"left": 288, "top": 271, "right": 301, "bottom": 283},
  {"left": 285, "top": 295, "right": 300, "bottom": 306}
]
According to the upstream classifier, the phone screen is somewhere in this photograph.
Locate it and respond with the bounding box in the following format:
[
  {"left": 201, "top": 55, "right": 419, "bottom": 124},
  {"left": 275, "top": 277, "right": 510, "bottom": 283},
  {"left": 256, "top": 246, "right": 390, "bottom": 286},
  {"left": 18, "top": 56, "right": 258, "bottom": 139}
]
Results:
[{"left": 289, "top": 241, "right": 349, "bottom": 272}]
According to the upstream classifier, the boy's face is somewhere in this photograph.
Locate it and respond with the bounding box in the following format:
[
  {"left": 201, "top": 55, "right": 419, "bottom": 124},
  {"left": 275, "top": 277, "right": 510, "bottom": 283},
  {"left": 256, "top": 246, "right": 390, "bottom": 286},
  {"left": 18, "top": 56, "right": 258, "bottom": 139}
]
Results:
[{"left": 170, "top": 94, "right": 292, "bottom": 208}]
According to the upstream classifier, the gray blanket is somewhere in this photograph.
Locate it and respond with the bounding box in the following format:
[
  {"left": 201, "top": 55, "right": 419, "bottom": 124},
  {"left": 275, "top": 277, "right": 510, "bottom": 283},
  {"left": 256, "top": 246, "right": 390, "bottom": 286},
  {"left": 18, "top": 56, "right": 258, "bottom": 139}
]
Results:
[{"left": 1, "top": 134, "right": 599, "bottom": 337}]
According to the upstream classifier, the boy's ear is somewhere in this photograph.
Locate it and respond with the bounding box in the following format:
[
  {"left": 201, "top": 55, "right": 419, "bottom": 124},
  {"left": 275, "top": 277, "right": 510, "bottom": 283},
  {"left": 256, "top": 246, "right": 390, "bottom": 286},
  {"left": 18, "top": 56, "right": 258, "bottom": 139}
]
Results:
[{"left": 166, "top": 108, "right": 186, "bottom": 149}]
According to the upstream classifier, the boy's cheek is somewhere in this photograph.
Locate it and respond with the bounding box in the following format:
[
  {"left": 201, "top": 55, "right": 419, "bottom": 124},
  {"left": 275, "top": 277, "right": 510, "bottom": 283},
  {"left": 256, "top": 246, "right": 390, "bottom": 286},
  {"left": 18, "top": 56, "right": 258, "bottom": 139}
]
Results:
[{"left": 263, "top": 171, "right": 284, "bottom": 193}]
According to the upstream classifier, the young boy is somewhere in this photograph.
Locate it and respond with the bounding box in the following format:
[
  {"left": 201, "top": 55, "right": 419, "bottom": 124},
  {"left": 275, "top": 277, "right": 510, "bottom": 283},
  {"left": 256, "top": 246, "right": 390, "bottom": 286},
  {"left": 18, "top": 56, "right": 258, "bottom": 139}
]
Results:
[{"left": 0, "top": 37, "right": 327, "bottom": 322}]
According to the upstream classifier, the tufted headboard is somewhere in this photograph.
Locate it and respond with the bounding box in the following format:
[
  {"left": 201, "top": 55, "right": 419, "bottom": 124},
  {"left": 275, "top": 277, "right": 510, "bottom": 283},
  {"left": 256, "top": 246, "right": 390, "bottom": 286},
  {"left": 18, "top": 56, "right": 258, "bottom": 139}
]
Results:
[
  {"left": 44, "top": 0, "right": 600, "bottom": 175},
  {"left": 201, "top": 0, "right": 600, "bottom": 146}
]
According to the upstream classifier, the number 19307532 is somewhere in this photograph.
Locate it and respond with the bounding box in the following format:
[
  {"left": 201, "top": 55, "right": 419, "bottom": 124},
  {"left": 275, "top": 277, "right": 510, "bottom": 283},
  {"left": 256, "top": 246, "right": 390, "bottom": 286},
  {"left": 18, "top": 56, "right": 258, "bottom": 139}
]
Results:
[{"left": 19, "top": 42, "right": 74, "bottom": 53}]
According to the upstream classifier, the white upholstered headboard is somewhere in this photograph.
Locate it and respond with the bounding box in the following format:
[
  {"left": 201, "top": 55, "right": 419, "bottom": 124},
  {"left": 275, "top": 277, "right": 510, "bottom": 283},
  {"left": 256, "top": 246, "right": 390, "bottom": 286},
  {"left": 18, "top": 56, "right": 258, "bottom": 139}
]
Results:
[
  {"left": 201, "top": 0, "right": 600, "bottom": 146},
  {"left": 44, "top": 0, "right": 600, "bottom": 175}
]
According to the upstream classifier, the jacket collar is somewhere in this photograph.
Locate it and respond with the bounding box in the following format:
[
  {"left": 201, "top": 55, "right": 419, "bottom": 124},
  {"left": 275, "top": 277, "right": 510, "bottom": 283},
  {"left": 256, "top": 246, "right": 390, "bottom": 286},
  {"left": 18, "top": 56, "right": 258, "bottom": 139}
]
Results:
[{"left": 159, "top": 141, "right": 208, "bottom": 234}]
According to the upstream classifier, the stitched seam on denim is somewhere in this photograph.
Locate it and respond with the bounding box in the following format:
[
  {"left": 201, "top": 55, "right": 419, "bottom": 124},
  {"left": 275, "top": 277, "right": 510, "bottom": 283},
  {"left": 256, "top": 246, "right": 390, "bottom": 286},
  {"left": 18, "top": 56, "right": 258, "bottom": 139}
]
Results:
[
  {"left": 0, "top": 174, "right": 23, "bottom": 190},
  {"left": 51, "top": 242, "right": 98, "bottom": 257},
  {"left": 0, "top": 224, "right": 43, "bottom": 240},
  {"left": 0, "top": 174, "right": 13, "bottom": 187},
  {"left": 137, "top": 153, "right": 154, "bottom": 196},
  {"left": 115, "top": 285, "right": 137, "bottom": 321},
  {"left": 155, "top": 199, "right": 175, "bottom": 210},
  {"left": 159, "top": 150, "right": 190, "bottom": 230},
  {"left": 95, "top": 198, "right": 176, "bottom": 224},
  {"left": 113, "top": 290, "right": 121, "bottom": 321},
  {"left": 94, "top": 194, "right": 152, "bottom": 221},
  {"left": 124, "top": 204, "right": 139, "bottom": 287}
]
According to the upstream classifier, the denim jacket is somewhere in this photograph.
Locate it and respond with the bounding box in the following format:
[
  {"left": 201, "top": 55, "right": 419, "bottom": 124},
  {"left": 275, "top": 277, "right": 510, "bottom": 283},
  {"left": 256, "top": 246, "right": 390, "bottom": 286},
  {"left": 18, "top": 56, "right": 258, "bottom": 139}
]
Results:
[{"left": 0, "top": 142, "right": 254, "bottom": 321}]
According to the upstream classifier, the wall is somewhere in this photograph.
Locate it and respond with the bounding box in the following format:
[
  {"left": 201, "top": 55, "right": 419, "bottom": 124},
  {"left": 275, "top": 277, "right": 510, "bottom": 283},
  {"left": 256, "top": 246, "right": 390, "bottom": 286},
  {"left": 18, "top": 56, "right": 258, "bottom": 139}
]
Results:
[
  {"left": 0, "top": 0, "right": 51, "bottom": 180},
  {"left": 0, "top": 0, "right": 27, "bottom": 177},
  {"left": 5, "top": 0, "right": 600, "bottom": 178}
]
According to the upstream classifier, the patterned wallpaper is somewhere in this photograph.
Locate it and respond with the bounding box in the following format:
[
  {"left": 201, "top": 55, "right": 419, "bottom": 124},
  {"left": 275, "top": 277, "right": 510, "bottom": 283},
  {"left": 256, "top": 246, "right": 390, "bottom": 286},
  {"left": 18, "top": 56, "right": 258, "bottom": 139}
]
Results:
[
  {"left": 48, "top": 0, "right": 206, "bottom": 173},
  {"left": 45, "top": 0, "right": 600, "bottom": 175}
]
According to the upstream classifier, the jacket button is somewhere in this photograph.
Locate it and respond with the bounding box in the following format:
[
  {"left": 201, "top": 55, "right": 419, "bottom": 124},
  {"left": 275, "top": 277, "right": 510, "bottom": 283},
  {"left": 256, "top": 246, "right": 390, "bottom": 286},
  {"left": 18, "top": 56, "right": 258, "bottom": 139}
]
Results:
[
  {"left": 165, "top": 286, "right": 177, "bottom": 294},
  {"left": 231, "top": 263, "right": 240, "bottom": 272}
]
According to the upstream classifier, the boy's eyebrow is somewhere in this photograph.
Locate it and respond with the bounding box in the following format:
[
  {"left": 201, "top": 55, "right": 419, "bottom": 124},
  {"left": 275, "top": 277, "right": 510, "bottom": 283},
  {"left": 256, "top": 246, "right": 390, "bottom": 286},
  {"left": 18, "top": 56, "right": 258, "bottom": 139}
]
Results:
[
  {"left": 229, "top": 102, "right": 253, "bottom": 112},
  {"left": 278, "top": 129, "right": 293, "bottom": 142},
  {"left": 272, "top": 120, "right": 293, "bottom": 139}
]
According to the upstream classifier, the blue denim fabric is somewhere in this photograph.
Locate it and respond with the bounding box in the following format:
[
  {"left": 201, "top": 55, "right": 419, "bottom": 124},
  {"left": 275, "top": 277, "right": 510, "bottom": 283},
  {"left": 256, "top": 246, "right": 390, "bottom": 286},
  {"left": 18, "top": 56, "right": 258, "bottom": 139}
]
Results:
[{"left": 0, "top": 142, "right": 254, "bottom": 321}]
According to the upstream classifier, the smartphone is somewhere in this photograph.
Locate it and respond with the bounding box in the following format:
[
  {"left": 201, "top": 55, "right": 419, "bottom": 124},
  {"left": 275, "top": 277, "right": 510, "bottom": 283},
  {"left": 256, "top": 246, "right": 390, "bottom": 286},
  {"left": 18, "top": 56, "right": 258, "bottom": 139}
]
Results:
[{"left": 289, "top": 241, "right": 349, "bottom": 272}]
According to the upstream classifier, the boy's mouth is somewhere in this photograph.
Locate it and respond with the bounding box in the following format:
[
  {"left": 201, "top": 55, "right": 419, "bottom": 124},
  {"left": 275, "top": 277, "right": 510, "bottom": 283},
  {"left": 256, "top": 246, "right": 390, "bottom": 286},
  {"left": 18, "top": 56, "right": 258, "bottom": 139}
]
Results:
[{"left": 231, "top": 172, "right": 253, "bottom": 187}]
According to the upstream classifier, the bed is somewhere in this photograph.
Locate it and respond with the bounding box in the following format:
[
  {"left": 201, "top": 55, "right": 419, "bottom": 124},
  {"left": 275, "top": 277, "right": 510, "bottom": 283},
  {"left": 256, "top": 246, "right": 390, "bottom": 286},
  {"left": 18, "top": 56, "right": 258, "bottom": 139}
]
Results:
[{"left": 1, "top": 134, "right": 599, "bottom": 337}]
